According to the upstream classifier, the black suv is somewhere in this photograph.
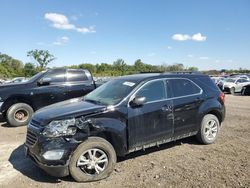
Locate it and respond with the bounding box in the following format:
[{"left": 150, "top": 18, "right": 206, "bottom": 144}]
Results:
[
  {"left": 25, "top": 72, "right": 225, "bottom": 182},
  {"left": 0, "top": 68, "right": 96, "bottom": 126}
]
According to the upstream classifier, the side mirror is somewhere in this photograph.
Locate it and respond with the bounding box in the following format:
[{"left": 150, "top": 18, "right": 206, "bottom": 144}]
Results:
[
  {"left": 130, "top": 96, "right": 146, "bottom": 107},
  {"left": 38, "top": 77, "right": 51, "bottom": 86}
]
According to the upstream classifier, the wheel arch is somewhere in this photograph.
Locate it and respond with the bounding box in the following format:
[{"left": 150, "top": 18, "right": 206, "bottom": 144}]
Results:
[
  {"left": 1, "top": 96, "right": 35, "bottom": 115},
  {"left": 88, "top": 118, "right": 128, "bottom": 157},
  {"left": 205, "top": 109, "right": 223, "bottom": 124},
  {"left": 198, "top": 98, "right": 225, "bottom": 126}
]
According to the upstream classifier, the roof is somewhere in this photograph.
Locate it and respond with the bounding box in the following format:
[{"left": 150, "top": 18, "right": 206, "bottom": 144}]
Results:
[{"left": 117, "top": 72, "right": 208, "bottom": 83}]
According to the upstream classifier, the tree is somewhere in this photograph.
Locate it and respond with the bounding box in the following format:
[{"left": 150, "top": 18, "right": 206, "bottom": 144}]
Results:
[
  {"left": 113, "top": 59, "right": 127, "bottom": 75},
  {"left": 24, "top": 63, "right": 37, "bottom": 77},
  {"left": 134, "top": 59, "right": 145, "bottom": 72},
  {"left": 0, "top": 53, "right": 24, "bottom": 77},
  {"left": 78, "top": 63, "right": 96, "bottom": 74},
  {"left": 27, "top": 49, "right": 55, "bottom": 70}
]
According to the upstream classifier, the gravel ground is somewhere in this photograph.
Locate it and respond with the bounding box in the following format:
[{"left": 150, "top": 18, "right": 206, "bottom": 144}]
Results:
[{"left": 0, "top": 94, "right": 249, "bottom": 188}]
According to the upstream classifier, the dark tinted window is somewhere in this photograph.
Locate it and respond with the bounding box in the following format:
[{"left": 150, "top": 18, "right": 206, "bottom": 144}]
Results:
[
  {"left": 169, "top": 79, "right": 201, "bottom": 97},
  {"left": 240, "top": 79, "right": 249, "bottom": 83},
  {"left": 136, "top": 80, "right": 166, "bottom": 102},
  {"left": 67, "top": 70, "right": 88, "bottom": 82},
  {"left": 43, "top": 69, "right": 65, "bottom": 83}
]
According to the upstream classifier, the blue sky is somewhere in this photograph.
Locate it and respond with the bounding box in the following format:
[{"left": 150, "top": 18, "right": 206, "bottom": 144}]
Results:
[{"left": 0, "top": 0, "right": 249, "bottom": 70}]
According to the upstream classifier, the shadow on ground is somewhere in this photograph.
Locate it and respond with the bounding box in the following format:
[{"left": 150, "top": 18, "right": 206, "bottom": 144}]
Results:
[
  {"left": 8, "top": 144, "right": 65, "bottom": 183},
  {"left": 9, "top": 137, "right": 199, "bottom": 183}
]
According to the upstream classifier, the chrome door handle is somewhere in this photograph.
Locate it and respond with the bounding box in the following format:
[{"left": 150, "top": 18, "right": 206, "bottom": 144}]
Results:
[{"left": 161, "top": 105, "right": 172, "bottom": 112}]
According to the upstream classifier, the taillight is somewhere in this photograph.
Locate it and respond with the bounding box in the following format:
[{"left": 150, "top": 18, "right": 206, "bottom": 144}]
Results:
[{"left": 219, "top": 92, "right": 225, "bottom": 103}]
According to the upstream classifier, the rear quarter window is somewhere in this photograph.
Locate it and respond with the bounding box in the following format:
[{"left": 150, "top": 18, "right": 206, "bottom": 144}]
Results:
[
  {"left": 193, "top": 76, "right": 221, "bottom": 94},
  {"left": 169, "top": 78, "right": 201, "bottom": 97}
]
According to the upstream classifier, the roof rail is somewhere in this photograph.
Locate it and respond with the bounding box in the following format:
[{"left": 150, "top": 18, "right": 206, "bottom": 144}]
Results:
[{"left": 163, "top": 71, "right": 203, "bottom": 75}]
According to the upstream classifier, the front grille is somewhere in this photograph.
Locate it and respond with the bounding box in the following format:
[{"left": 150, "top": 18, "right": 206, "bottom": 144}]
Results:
[{"left": 26, "top": 130, "right": 37, "bottom": 146}]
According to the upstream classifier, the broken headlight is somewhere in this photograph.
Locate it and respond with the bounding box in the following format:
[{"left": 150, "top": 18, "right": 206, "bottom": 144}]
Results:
[{"left": 42, "top": 118, "right": 77, "bottom": 137}]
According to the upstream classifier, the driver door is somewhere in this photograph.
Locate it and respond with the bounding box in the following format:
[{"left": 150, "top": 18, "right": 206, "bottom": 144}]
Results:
[{"left": 127, "top": 79, "right": 174, "bottom": 149}]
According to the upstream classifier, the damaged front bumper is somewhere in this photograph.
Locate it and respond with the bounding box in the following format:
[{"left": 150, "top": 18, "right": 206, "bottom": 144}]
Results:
[
  {"left": 24, "top": 123, "right": 82, "bottom": 177},
  {"left": 25, "top": 145, "right": 70, "bottom": 177}
]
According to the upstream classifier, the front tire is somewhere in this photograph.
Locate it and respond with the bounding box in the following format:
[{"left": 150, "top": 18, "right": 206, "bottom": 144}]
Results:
[
  {"left": 230, "top": 87, "right": 235, "bottom": 95},
  {"left": 196, "top": 114, "right": 220, "bottom": 144},
  {"left": 6, "top": 103, "right": 34, "bottom": 127},
  {"left": 69, "top": 137, "right": 116, "bottom": 182}
]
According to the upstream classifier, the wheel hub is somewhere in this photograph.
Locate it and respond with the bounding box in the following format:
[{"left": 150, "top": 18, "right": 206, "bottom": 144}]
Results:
[
  {"left": 14, "top": 109, "right": 29, "bottom": 122},
  {"left": 77, "top": 148, "right": 109, "bottom": 175}
]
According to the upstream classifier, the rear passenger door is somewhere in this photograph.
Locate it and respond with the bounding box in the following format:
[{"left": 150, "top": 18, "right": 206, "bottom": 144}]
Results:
[
  {"left": 65, "top": 69, "right": 96, "bottom": 99},
  {"left": 168, "top": 78, "right": 203, "bottom": 138}
]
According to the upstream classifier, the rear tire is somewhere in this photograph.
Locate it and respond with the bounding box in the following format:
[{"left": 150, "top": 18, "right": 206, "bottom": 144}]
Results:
[
  {"left": 6, "top": 103, "right": 34, "bottom": 127},
  {"left": 69, "top": 137, "right": 116, "bottom": 182},
  {"left": 196, "top": 114, "right": 220, "bottom": 144}
]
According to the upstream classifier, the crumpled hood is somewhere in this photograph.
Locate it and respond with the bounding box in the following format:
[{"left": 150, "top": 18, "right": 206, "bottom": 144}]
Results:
[{"left": 32, "top": 97, "right": 107, "bottom": 125}]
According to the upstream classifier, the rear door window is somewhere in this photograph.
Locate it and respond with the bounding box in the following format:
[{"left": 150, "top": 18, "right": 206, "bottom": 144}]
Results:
[
  {"left": 169, "top": 79, "right": 201, "bottom": 98},
  {"left": 67, "top": 70, "right": 88, "bottom": 82}
]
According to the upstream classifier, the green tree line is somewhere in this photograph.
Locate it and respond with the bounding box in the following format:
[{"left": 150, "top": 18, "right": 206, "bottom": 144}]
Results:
[{"left": 1, "top": 50, "right": 250, "bottom": 79}]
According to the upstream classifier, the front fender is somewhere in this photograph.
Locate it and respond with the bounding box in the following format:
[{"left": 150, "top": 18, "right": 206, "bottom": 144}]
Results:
[{"left": 85, "top": 117, "right": 127, "bottom": 156}]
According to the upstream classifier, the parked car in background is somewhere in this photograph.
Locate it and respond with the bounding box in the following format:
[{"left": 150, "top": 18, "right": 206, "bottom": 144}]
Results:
[
  {"left": 0, "top": 79, "right": 5, "bottom": 84},
  {"left": 25, "top": 72, "right": 225, "bottom": 182},
  {"left": 0, "top": 68, "right": 96, "bottom": 126},
  {"left": 230, "top": 74, "right": 250, "bottom": 81},
  {"left": 223, "top": 78, "right": 250, "bottom": 94},
  {"left": 241, "top": 84, "right": 250, "bottom": 95},
  {"left": 210, "top": 76, "right": 222, "bottom": 84}
]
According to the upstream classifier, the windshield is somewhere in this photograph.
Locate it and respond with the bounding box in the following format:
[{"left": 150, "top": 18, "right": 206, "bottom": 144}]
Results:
[
  {"left": 84, "top": 79, "right": 138, "bottom": 105},
  {"left": 225, "top": 78, "right": 235, "bottom": 83},
  {"left": 27, "top": 71, "right": 47, "bottom": 82}
]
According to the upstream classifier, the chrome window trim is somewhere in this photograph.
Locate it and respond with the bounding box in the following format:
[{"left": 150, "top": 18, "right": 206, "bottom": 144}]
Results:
[
  {"left": 127, "top": 77, "right": 203, "bottom": 106},
  {"left": 107, "top": 77, "right": 203, "bottom": 109}
]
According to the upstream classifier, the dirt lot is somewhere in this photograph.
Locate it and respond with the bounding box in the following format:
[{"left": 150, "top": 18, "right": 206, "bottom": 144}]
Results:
[{"left": 0, "top": 94, "right": 249, "bottom": 188}]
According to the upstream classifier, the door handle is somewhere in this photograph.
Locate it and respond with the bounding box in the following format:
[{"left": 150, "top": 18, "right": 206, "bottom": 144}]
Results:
[{"left": 161, "top": 105, "right": 172, "bottom": 112}]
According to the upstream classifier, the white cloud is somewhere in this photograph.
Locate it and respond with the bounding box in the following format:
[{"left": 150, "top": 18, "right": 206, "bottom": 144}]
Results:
[
  {"left": 53, "top": 36, "right": 69, "bottom": 45},
  {"left": 199, "top": 56, "right": 209, "bottom": 60},
  {"left": 172, "top": 34, "right": 191, "bottom": 41},
  {"left": 192, "top": 33, "right": 207, "bottom": 41},
  {"left": 167, "top": 46, "right": 172, "bottom": 50},
  {"left": 76, "top": 26, "right": 96, "bottom": 34},
  {"left": 187, "top": 54, "right": 194, "bottom": 58},
  {"left": 172, "top": 33, "right": 207, "bottom": 42},
  {"left": 44, "top": 13, "right": 96, "bottom": 34},
  {"left": 45, "top": 13, "right": 75, "bottom": 30}
]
